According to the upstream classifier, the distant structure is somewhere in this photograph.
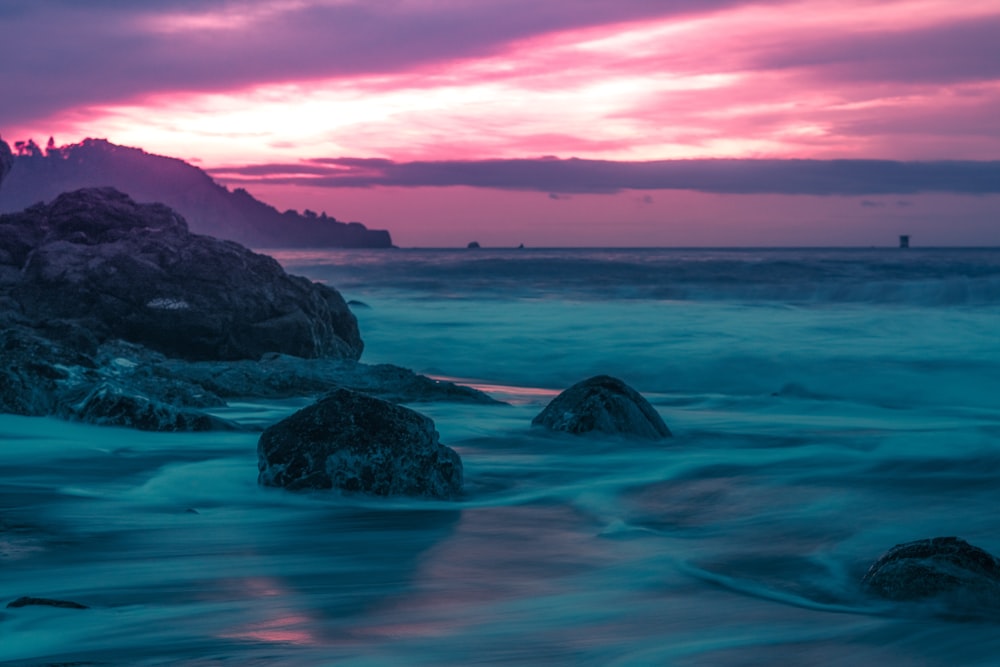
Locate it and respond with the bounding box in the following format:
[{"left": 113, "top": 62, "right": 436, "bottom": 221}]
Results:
[
  {"left": 899, "top": 235, "right": 910, "bottom": 248},
  {"left": 467, "top": 241, "right": 481, "bottom": 249}
]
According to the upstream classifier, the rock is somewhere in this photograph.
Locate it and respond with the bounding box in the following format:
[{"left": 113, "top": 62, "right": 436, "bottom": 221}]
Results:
[
  {"left": 7, "top": 596, "right": 88, "bottom": 610},
  {"left": 862, "top": 537, "right": 1000, "bottom": 602},
  {"left": 347, "top": 299, "right": 371, "bottom": 309},
  {"left": 258, "top": 388, "right": 463, "bottom": 498},
  {"left": 157, "top": 355, "right": 501, "bottom": 405},
  {"left": 61, "top": 381, "right": 241, "bottom": 432},
  {"left": 532, "top": 375, "right": 671, "bottom": 439},
  {"left": 467, "top": 241, "right": 481, "bottom": 249},
  {"left": 0, "top": 187, "right": 362, "bottom": 361}
]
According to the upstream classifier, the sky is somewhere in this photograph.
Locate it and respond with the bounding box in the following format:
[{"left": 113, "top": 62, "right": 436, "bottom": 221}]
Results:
[{"left": 2, "top": 0, "right": 999, "bottom": 246}]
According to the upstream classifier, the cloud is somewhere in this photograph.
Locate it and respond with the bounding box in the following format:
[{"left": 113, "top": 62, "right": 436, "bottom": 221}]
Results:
[
  {"left": 209, "top": 157, "right": 1000, "bottom": 195},
  {"left": 752, "top": 15, "right": 1000, "bottom": 85},
  {"left": 0, "top": 0, "right": 757, "bottom": 126}
]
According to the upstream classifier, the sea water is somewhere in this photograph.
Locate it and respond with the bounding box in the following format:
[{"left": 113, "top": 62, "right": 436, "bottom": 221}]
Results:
[{"left": 2, "top": 247, "right": 1000, "bottom": 665}]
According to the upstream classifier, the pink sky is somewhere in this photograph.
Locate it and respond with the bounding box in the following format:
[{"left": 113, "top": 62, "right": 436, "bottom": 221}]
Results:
[{"left": 2, "top": 0, "right": 998, "bottom": 245}]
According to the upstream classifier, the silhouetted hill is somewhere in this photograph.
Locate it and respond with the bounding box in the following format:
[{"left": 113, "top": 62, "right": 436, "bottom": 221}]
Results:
[{"left": 0, "top": 138, "right": 392, "bottom": 248}]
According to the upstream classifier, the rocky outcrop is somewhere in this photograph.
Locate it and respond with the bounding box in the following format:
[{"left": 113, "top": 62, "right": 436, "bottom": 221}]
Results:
[
  {"left": 862, "top": 537, "right": 1000, "bottom": 602},
  {"left": 258, "top": 388, "right": 463, "bottom": 498},
  {"left": 532, "top": 375, "right": 671, "bottom": 439},
  {"left": 0, "top": 187, "right": 362, "bottom": 361},
  {"left": 0, "top": 188, "right": 495, "bottom": 431},
  {"left": 1, "top": 324, "right": 496, "bottom": 431}
]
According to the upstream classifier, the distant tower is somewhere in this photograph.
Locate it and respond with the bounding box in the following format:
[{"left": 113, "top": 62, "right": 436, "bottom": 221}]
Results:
[{"left": 899, "top": 235, "right": 910, "bottom": 249}]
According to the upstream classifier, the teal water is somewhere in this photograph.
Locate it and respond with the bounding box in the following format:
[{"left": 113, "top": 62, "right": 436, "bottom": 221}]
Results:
[{"left": 2, "top": 248, "right": 1000, "bottom": 665}]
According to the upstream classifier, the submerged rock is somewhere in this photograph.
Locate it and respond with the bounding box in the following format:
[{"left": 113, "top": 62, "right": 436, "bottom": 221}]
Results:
[
  {"left": 0, "top": 187, "right": 362, "bottom": 361},
  {"left": 258, "top": 388, "right": 463, "bottom": 498},
  {"left": 61, "top": 381, "right": 240, "bottom": 432},
  {"left": 862, "top": 537, "right": 1000, "bottom": 602},
  {"left": 7, "top": 596, "right": 88, "bottom": 610},
  {"left": 532, "top": 375, "right": 671, "bottom": 439}
]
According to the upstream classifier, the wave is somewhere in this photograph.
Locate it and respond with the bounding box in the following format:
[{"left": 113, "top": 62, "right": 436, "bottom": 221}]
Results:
[{"left": 274, "top": 247, "right": 1000, "bottom": 306}]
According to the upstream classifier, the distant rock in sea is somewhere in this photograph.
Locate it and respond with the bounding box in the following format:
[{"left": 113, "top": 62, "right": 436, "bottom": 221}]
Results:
[
  {"left": 532, "top": 375, "right": 672, "bottom": 439},
  {"left": 862, "top": 536, "right": 1000, "bottom": 604},
  {"left": 258, "top": 388, "right": 463, "bottom": 498},
  {"left": 467, "top": 241, "right": 481, "bottom": 249},
  {"left": 0, "top": 138, "right": 393, "bottom": 249}
]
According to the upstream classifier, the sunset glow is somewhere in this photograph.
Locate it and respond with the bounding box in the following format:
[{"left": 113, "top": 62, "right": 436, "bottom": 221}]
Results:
[{"left": 2, "top": 0, "right": 998, "bottom": 245}]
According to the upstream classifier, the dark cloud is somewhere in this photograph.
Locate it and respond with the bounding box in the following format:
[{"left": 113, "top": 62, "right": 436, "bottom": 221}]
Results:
[
  {"left": 209, "top": 157, "right": 1000, "bottom": 195},
  {"left": 0, "top": 0, "right": 764, "bottom": 125},
  {"left": 754, "top": 15, "right": 1000, "bottom": 84},
  {"left": 860, "top": 200, "right": 885, "bottom": 208}
]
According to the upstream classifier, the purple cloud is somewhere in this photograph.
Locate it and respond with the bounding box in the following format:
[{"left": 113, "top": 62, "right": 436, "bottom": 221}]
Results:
[
  {"left": 0, "top": 0, "right": 763, "bottom": 126},
  {"left": 209, "top": 157, "right": 1000, "bottom": 195}
]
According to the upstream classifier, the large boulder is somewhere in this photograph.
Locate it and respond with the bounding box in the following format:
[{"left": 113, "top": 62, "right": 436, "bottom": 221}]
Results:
[
  {"left": 258, "top": 388, "right": 463, "bottom": 498},
  {"left": 532, "top": 375, "right": 672, "bottom": 439},
  {"left": 862, "top": 537, "right": 1000, "bottom": 602},
  {"left": 0, "top": 187, "right": 362, "bottom": 361}
]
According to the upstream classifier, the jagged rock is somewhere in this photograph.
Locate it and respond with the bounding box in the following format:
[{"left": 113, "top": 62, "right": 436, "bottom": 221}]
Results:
[
  {"left": 862, "top": 537, "right": 1000, "bottom": 602},
  {"left": 258, "top": 388, "right": 463, "bottom": 498},
  {"left": 61, "top": 382, "right": 240, "bottom": 432},
  {"left": 532, "top": 375, "right": 671, "bottom": 439},
  {"left": 0, "top": 187, "right": 362, "bottom": 361},
  {"left": 7, "top": 596, "right": 88, "bottom": 610}
]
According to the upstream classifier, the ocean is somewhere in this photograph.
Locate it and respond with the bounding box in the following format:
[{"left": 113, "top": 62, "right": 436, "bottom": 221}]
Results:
[{"left": 3, "top": 247, "right": 1000, "bottom": 665}]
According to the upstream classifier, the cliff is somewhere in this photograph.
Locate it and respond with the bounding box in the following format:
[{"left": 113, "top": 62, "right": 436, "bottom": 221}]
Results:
[{"left": 0, "top": 138, "right": 392, "bottom": 249}]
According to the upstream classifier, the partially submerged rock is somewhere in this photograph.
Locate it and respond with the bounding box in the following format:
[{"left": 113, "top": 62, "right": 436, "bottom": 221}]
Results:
[
  {"left": 258, "top": 388, "right": 463, "bottom": 498},
  {"left": 862, "top": 536, "right": 1000, "bottom": 602},
  {"left": 7, "top": 596, "right": 88, "bottom": 610},
  {"left": 532, "top": 375, "right": 671, "bottom": 439},
  {"left": 61, "top": 381, "right": 240, "bottom": 432}
]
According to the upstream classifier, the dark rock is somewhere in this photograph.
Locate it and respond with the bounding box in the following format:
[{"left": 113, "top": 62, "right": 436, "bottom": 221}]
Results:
[
  {"left": 0, "top": 187, "right": 362, "bottom": 361},
  {"left": 7, "top": 596, "right": 88, "bottom": 610},
  {"left": 347, "top": 299, "right": 371, "bottom": 309},
  {"left": 862, "top": 537, "right": 1000, "bottom": 601},
  {"left": 157, "top": 355, "right": 501, "bottom": 405},
  {"left": 467, "top": 241, "right": 481, "bottom": 249},
  {"left": 258, "top": 388, "right": 463, "bottom": 498},
  {"left": 532, "top": 375, "right": 671, "bottom": 439},
  {"left": 61, "top": 381, "right": 241, "bottom": 432}
]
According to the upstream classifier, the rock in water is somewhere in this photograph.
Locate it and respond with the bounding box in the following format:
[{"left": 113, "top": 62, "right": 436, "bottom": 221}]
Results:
[
  {"left": 7, "top": 596, "right": 88, "bottom": 610},
  {"left": 0, "top": 187, "right": 362, "bottom": 361},
  {"left": 862, "top": 537, "right": 1000, "bottom": 602},
  {"left": 257, "top": 388, "right": 463, "bottom": 498},
  {"left": 532, "top": 375, "right": 672, "bottom": 439}
]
